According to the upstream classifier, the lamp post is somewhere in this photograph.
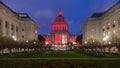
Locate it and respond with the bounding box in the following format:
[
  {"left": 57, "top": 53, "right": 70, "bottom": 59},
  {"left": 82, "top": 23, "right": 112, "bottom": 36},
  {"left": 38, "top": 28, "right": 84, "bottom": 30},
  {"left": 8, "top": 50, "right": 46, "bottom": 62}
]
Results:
[
  {"left": 103, "top": 35, "right": 109, "bottom": 44},
  {"left": 85, "top": 41, "right": 87, "bottom": 45},
  {"left": 12, "top": 35, "right": 17, "bottom": 41}
]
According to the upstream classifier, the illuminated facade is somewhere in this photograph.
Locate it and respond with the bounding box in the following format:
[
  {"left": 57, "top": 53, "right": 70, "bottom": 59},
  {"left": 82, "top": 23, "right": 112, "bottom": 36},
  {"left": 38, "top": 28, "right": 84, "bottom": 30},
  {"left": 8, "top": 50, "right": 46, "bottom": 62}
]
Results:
[
  {"left": 83, "top": 1, "right": 120, "bottom": 45},
  {"left": 0, "top": 1, "right": 38, "bottom": 41},
  {"left": 43, "top": 9, "right": 76, "bottom": 50}
]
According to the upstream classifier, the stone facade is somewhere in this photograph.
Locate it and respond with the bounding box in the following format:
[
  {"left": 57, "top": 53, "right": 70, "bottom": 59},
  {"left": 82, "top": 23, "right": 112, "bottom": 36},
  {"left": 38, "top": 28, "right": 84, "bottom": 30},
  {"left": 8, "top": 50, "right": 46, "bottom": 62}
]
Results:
[
  {"left": 0, "top": 1, "right": 38, "bottom": 41},
  {"left": 83, "top": 1, "right": 120, "bottom": 44}
]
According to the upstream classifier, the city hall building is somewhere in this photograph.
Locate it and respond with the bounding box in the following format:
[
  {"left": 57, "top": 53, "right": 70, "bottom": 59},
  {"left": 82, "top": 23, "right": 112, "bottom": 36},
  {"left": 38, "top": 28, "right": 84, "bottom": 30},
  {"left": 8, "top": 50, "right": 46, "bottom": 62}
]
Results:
[
  {"left": 83, "top": 1, "right": 120, "bottom": 44},
  {"left": 43, "top": 9, "right": 76, "bottom": 50},
  {"left": 0, "top": 1, "right": 38, "bottom": 41}
]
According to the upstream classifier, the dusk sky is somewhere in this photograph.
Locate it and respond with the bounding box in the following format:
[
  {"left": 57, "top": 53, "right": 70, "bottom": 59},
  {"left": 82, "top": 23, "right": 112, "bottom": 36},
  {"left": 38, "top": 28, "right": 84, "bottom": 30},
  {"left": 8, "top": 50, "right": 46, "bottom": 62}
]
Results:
[{"left": 1, "top": 0, "right": 119, "bottom": 35}]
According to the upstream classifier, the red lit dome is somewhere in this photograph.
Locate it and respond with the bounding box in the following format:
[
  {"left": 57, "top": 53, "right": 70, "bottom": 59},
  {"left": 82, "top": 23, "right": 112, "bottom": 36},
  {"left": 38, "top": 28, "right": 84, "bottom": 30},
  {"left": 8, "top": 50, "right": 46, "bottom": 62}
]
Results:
[{"left": 52, "top": 9, "right": 68, "bottom": 31}]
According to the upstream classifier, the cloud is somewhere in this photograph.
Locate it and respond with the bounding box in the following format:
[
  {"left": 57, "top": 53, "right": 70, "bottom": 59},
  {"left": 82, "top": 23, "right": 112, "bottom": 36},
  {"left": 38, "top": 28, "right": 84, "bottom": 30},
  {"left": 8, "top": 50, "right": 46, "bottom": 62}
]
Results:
[{"left": 35, "top": 8, "right": 55, "bottom": 19}]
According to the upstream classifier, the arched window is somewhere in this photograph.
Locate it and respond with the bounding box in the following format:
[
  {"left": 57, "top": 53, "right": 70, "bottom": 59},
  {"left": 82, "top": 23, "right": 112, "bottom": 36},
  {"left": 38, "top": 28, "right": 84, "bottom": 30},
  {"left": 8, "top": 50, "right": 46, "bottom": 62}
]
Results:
[
  {"left": 16, "top": 26, "right": 18, "bottom": 32},
  {"left": 11, "top": 24, "right": 14, "bottom": 30},
  {"left": 112, "top": 24, "right": 115, "bottom": 28},
  {"left": 5, "top": 21, "right": 9, "bottom": 28}
]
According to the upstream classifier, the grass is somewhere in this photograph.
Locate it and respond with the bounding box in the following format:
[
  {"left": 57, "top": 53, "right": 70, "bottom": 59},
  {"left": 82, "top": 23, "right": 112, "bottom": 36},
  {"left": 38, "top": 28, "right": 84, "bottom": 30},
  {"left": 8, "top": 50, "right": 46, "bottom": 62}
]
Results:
[
  {"left": 1, "top": 51, "right": 120, "bottom": 68},
  {"left": 11, "top": 51, "right": 100, "bottom": 58},
  {"left": 0, "top": 58, "right": 120, "bottom": 68}
]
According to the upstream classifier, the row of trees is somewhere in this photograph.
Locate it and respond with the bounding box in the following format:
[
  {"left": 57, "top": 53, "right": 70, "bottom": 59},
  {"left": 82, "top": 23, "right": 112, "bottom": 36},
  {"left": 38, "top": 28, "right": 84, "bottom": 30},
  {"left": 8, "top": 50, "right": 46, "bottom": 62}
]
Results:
[
  {"left": 0, "top": 36, "right": 45, "bottom": 56},
  {"left": 77, "top": 34, "right": 120, "bottom": 57}
]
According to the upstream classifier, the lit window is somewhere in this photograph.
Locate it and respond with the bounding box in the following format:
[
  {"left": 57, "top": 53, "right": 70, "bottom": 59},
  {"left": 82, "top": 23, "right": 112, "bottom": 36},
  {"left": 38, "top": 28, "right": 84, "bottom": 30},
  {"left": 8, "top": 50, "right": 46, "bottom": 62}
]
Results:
[
  {"left": 113, "top": 30, "right": 116, "bottom": 33},
  {"left": 103, "top": 26, "right": 105, "bottom": 28},
  {"left": 113, "top": 20, "right": 116, "bottom": 23},
  {"left": 35, "top": 30, "right": 37, "bottom": 34},
  {"left": 108, "top": 32, "right": 110, "bottom": 34}
]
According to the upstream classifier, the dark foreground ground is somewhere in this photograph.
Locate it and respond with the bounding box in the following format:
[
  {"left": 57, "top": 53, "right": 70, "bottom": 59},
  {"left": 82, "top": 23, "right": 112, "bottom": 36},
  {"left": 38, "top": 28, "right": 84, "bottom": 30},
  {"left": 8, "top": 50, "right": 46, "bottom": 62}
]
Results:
[
  {"left": 12, "top": 51, "right": 99, "bottom": 58},
  {"left": 0, "top": 51, "right": 120, "bottom": 68}
]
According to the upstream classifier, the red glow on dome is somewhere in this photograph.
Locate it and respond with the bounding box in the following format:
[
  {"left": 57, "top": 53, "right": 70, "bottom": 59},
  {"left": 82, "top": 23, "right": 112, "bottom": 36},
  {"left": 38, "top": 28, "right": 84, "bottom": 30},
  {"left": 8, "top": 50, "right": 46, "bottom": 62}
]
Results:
[
  {"left": 58, "top": 8, "right": 62, "bottom": 15},
  {"left": 52, "top": 8, "right": 68, "bottom": 32}
]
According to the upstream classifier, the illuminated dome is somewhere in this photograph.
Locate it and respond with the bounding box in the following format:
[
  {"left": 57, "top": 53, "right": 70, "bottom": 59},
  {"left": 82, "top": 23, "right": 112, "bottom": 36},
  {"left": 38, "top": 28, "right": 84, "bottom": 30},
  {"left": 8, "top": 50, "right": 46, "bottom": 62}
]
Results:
[{"left": 52, "top": 8, "right": 68, "bottom": 31}]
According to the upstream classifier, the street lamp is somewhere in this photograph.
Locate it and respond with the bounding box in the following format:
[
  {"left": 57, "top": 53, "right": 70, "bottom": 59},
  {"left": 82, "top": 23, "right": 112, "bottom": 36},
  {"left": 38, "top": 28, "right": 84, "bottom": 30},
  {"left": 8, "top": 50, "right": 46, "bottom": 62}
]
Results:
[
  {"left": 103, "top": 35, "right": 109, "bottom": 44},
  {"left": 93, "top": 40, "right": 95, "bottom": 43},
  {"left": 12, "top": 35, "right": 17, "bottom": 41},
  {"left": 85, "top": 41, "right": 87, "bottom": 44},
  {"left": 108, "top": 41, "right": 111, "bottom": 45},
  {"left": 34, "top": 41, "right": 36, "bottom": 44},
  {"left": 26, "top": 40, "right": 28, "bottom": 43}
]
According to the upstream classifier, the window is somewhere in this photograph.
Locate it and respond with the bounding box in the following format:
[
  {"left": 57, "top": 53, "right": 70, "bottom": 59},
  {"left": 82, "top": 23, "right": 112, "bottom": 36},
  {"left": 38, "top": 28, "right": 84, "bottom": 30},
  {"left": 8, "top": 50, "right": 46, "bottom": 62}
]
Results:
[
  {"left": 112, "top": 24, "right": 115, "bottom": 28},
  {"left": 11, "top": 33, "right": 13, "bottom": 36},
  {"left": 16, "top": 26, "right": 18, "bottom": 32},
  {"left": 107, "top": 27, "right": 109, "bottom": 30},
  {"left": 22, "top": 28, "right": 24, "bottom": 31},
  {"left": 5, "top": 21, "right": 8, "bottom": 28},
  {"left": 0, "top": 19, "right": 2, "bottom": 27},
  {"left": 118, "top": 19, "right": 120, "bottom": 25},
  {"left": 22, "top": 35, "right": 24, "bottom": 38},
  {"left": 11, "top": 24, "right": 14, "bottom": 30},
  {"left": 103, "top": 28, "right": 105, "bottom": 32},
  {"left": 91, "top": 28, "right": 95, "bottom": 32}
]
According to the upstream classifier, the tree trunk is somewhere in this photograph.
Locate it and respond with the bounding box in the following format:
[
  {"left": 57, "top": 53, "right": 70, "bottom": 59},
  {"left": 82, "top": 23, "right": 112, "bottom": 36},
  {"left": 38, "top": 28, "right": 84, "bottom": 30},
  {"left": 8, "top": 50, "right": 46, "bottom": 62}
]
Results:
[
  {"left": 9, "top": 48, "right": 12, "bottom": 56},
  {"left": 0, "top": 49, "right": 4, "bottom": 56}
]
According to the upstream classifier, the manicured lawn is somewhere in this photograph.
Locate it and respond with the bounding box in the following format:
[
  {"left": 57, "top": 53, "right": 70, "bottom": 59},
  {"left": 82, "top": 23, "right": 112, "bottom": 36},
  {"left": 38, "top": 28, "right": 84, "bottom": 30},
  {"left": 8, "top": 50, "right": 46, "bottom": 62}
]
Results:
[
  {"left": 13, "top": 51, "right": 100, "bottom": 58},
  {"left": 1, "top": 51, "right": 120, "bottom": 68}
]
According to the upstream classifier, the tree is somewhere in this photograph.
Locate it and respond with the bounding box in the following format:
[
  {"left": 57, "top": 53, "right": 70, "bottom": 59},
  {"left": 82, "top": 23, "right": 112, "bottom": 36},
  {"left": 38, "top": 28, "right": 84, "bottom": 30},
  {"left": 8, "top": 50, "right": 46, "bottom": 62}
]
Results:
[
  {"left": 38, "top": 35, "right": 45, "bottom": 49},
  {"left": 111, "top": 34, "right": 120, "bottom": 44},
  {"left": 0, "top": 36, "right": 15, "bottom": 56},
  {"left": 67, "top": 42, "right": 73, "bottom": 50},
  {"left": 0, "top": 36, "right": 5, "bottom": 55},
  {"left": 76, "top": 34, "right": 83, "bottom": 44},
  {"left": 38, "top": 35, "right": 45, "bottom": 44}
]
